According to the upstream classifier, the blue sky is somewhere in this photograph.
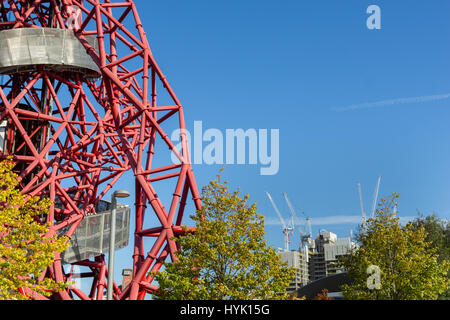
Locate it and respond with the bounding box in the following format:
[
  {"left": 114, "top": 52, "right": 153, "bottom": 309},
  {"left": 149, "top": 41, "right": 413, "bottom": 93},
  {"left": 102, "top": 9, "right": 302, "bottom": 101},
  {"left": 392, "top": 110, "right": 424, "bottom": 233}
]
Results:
[{"left": 106, "top": 0, "right": 450, "bottom": 279}]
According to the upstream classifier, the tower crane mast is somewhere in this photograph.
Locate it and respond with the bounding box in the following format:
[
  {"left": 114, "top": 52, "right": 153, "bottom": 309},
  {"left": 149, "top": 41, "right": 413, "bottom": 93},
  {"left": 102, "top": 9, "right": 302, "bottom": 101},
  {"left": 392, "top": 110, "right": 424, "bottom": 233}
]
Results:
[
  {"left": 371, "top": 176, "right": 382, "bottom": 218},
  {"left": 283, "top": 192, "right": 312, "bottom": 250},
  {"left": 266, "top": 191, "right": 293, "bottom": 251},
  {"left": 358, "top": 175, "right": 382, "bottom": 232},
  {"left": 357, "top": 181, "right": 367, "bottom": 231}
]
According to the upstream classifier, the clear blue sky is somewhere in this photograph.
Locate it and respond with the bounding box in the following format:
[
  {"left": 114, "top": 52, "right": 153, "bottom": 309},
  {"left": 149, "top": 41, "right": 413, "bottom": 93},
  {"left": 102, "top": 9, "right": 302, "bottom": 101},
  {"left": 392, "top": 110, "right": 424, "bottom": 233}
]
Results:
[{"left": 108, "top": 0, "right": 450, "bottom": 280}]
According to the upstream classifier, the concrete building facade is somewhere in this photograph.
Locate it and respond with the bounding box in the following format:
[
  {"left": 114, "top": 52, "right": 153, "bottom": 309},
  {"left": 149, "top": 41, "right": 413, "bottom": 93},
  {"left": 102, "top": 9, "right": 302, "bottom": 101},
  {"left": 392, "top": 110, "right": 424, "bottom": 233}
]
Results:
[
  {"left": 279, "top": 250, "right": 309, "bottom": 292},
  {"left": 280, "top": 230, "right": 356, "bottom": 291}
]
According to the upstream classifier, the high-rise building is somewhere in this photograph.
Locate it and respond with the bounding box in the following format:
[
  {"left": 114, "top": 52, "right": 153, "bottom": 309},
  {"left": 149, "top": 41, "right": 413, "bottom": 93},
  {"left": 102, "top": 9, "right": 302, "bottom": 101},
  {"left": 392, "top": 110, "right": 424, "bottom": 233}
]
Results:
[
  {"left": 281, "top": 230, "right": 357, "bottom": 291},
  {"left": 308, "top": 231, "right": 356, "bottom": 281},
  {"left": 278, "top": 250, "right": 309, "bottom": 292}
]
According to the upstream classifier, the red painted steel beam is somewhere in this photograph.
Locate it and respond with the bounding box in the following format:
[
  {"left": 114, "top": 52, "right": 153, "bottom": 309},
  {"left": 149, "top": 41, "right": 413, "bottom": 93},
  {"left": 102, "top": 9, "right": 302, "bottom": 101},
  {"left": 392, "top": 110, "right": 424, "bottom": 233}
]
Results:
[{"left": 0, "top": 0, "right": 202, "bottom": 300}]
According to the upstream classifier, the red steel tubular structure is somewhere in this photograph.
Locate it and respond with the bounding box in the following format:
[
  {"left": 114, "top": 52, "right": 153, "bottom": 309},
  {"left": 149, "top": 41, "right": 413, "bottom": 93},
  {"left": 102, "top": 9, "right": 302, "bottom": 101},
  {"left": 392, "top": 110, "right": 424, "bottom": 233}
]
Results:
[{"left": 0, "top": 0, "right": 201, "bottom": 300}]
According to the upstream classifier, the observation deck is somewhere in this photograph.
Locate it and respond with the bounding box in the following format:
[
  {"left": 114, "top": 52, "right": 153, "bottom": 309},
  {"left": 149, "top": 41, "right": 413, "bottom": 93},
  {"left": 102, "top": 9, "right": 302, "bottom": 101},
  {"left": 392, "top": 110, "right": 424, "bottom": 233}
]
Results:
[
  {"left": 0, "top": 27, "right": 101, "bottom": 78},
  {"left": 60, "top": 200, "right": 131, "bottom": 265}
]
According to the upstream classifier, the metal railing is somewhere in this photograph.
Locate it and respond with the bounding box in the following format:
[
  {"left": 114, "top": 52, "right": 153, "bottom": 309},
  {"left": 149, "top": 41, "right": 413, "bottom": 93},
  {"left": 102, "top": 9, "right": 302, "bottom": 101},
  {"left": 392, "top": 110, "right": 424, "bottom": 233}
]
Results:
[{"left": 61, "top": 203, "right": 130, "bottom": 265}]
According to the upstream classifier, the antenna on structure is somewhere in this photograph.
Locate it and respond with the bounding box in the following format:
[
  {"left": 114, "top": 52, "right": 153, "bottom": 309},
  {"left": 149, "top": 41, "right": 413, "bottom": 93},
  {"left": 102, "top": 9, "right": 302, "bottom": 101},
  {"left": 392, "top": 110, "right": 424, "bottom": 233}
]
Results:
[{"left": 266, "top": 191, "right": 294, "bottom": 251}]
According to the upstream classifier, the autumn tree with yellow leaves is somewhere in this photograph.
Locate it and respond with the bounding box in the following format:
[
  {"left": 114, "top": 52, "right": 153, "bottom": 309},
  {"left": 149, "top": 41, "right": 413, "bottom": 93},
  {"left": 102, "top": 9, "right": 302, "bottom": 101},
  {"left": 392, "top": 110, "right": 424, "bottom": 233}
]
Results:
[
  {"left": 340, "top": 193, "right": 449, "bottom": 300},
  {"left": 0, "top": 159, "right": 68, "bottom": 300},
  {"left": 153, "top": 172, "right": 295, "bottom": 300}
]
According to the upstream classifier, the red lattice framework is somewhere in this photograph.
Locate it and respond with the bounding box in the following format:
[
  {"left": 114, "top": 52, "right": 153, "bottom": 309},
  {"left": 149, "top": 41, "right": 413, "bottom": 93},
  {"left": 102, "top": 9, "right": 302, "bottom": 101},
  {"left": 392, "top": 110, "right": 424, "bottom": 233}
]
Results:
[{"left": 0, "top": 0, "right": 201, "bottom": 300}]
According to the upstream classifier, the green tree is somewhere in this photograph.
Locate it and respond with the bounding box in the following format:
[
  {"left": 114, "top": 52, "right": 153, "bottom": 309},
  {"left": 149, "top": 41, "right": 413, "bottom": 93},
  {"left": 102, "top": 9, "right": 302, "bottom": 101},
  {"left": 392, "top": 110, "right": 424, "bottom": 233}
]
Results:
[
  {"left": 340, "top": 193, "right": 449, "bottom": 300},
  {"left": 153, "top": 173, "right": 295, "bottom": 300},
  {"left": 409, "top": 213, "right": 450, "bottom": 299},
  {"left": 0, "top": 159, "right": 68, "bottom": 300}
]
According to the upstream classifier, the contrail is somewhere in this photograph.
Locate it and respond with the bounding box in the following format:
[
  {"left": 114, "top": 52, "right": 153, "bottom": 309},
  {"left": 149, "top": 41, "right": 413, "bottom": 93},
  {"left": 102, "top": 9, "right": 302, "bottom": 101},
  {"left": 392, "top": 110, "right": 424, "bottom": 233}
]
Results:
[
  {"left": 332, "top": 93, "right": 450, "bottom": 112},
  {"left": 264, "top": 215, "right": 417, "bottom": 226}
]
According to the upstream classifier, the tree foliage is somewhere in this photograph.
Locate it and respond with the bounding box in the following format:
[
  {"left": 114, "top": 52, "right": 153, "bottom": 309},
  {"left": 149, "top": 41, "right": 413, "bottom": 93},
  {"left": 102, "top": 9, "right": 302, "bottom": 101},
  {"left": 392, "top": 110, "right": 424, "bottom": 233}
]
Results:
[
  {"left": 409, "top": 213, "right": 450, "bottom": 299},
  {"left": 340, "top": 193, "right": 449, "bottom": 300},
  {"left": 153, "top": 173, "right": 295, "bottom": 300},
  {"left": 0, "top": 159, "right": 68, "bottom": 300},
  {"left": 409, "top": 213, "right": 450, "bottom": 263}
]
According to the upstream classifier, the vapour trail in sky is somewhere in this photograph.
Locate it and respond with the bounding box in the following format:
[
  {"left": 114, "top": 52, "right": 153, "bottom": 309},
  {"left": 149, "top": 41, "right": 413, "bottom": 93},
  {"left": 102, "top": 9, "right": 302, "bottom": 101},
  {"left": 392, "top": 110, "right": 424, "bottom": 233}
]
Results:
[
  {"left": 264, "top": 215, "right": 417, "bottom": 226},
  {"left": 332, "top": 93, "right": 450, "bottom": 112}
]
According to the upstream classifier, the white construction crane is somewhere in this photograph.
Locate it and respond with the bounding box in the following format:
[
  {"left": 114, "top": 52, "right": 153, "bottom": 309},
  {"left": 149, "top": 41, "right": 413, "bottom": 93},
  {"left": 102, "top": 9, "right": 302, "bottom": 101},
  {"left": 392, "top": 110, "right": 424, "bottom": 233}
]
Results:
[
  {"left": 370, "top": 176, "right": 382, "bottom": 219},
  {"left": 266, "top": 191, "right": 294, "bottom": 251},
  {"left": 283, "top": 192, "right": 312, "bottom": 250},
  {"left": 357, "top": 181, "right": 367, "bottom": 231},
  {"left": 357, "top": 175, "right": 382, "bottom": 231}
]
